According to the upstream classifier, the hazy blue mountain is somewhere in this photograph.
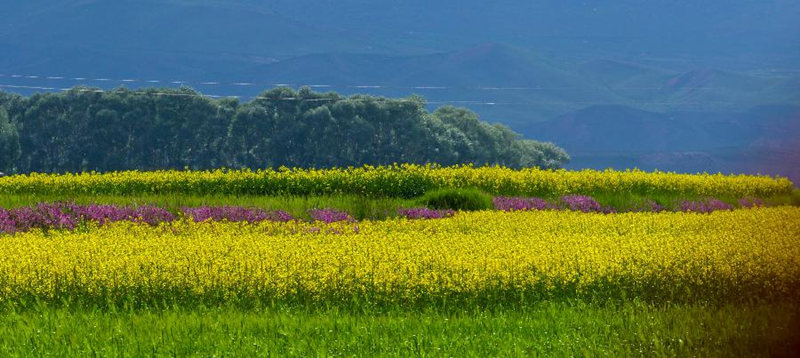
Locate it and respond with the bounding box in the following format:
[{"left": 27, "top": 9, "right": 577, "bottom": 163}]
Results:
[
  {"left": 0, "top": 1, "right": 375, "bottom": 57},
  {"left": 219, "top": 44, "right": 797, "bottom": 124},
  {"left": 3, "top": 0, "right": 798, "bottom": 71},
  {"left": 529, "top": 105, "right": 800, "bottom": 182},
  {"left": 217, "top": 43, "right": 622, "bottom": 124},
  {"left": 0, "top": 0, "right": 375, "bottom": 80},
  {"left": 265, "top": 0, "right": 800, "bottom": 66}
]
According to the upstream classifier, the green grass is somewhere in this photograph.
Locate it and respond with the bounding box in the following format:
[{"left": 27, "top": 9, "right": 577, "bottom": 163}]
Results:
[
  {"left": 587, "top": 191, "right": 799, "bottom": 211},
  {"left": 0, "top": 194, "right": 415, "bottom": 221},
  {"left": 776, "top": 188, "right": 800, "bottom": 207},
  {"left": 416, "top": 187, "right": 494, "bottom": 211},
  {"left": 1, "top": 191, "right": 797, "bottom": 221},
  {"left": 1, "top": 301, "right": 797, "bottom": 357}
]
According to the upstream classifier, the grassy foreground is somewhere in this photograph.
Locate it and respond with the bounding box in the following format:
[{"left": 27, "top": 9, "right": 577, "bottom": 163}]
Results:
[
  {"left": 2, "top": 302, "right": 798, "bottom": 357},
  {"left": 2, "top": 191, "right": 798, "bottom": 220},
  {"left": 2, "top": 166, "right": 797, "bottom": 356},
  {"left": 0, "top": 194, "right": 414, "bottom": 221}
]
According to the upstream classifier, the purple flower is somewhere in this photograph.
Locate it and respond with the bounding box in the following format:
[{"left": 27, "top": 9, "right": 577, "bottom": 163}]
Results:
[
  {"left": 182, "top": 206, "right": 293, "bottom": 223},
  {"left": 0, "top": 202, "right": 177, "bottom": 234},
  {"left": 36, "top": 202, "right": 76, "bottom": 229},
  {"left": 398, "top": 207, "right": 455, "bottom": 219},
  {"left": 629, "top": 200, "right": 665, "bottom": 213},
  {"left": 0, "top": 209, "right": 17, "bottom": 234},
  {"left": 645, "top": 200, "right": 665, "bottom": 212},
  {"left": 493, "top": 197, "right": 554, "bottom": 211},
  {"left": 738, "top": 197, "right": 766, "bottom": 208},
  {"left": 8, "top": 207, "right": 46, "bottom": 231},
  {"left": 680, "top": 199, "right": 734, "bottom": 213},
  {"left": 68, "top": 203, "right": 138, "bottom": 224},
  {"left": 69, "top": 203, "right": 175, "bottom": 226},
  {"left": 308, "top": 208, "right": 354, "bottom": 223},
  {"left": 7, "top": 203, "right": 78, "bottom": 231},
  {"left": 560, "top": 195, "right": 611, "bottom": 213},
  {"left": 133, "top": 205, "right": 176, "bottom": 225}
]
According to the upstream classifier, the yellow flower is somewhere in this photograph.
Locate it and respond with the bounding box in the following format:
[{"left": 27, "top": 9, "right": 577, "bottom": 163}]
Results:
[{"left": 0, "top": 208, "right": 797, "bottom": 303}]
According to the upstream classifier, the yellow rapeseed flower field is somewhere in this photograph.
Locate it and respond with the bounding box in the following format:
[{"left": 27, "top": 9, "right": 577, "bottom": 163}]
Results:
[
  {"left": 0, "top": 164, "right": 793, "bottom": 198},
  {"left": 1, "top": 208, "right": 798, "bottom": 304}
]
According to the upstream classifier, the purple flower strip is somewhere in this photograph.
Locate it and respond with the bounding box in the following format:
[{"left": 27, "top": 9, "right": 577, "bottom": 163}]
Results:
[{"left": 399, "top": 207, "right": 455, "bottom": 220}]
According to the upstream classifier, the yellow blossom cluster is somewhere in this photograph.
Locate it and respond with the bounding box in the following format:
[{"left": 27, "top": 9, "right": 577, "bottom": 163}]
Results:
[
  {"left": 0, "top": 164, "right": 793, "bottom": 198},
  {"left": 1, "top": 207, "right": 798, "bottom": 303}
]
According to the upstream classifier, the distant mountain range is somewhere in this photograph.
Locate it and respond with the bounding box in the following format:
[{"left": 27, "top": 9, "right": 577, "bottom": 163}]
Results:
[
  {"left": 217, "top": 44, "right": 800, "bottom": 124},
  {"left": 528, "top": 105, "right": 800, "bottom": 182},
  {"left": 3, "top": 0, "right": 797, "bottom": 67},
  {"left": 1, "top": 0, "right": 799, "bottom": 181}
]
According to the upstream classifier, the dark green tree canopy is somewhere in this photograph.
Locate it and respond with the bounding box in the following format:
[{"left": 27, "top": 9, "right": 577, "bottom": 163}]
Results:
[
  {"left": 0, "top": 107, "right": 21, "bottom": 173},
  {"left": 0, "top": 87, "right": 568, "bottom": 173}
]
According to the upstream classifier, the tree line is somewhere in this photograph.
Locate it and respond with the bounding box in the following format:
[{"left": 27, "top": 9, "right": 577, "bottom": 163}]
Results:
[{"left": 0, "top": 87, "right": 568, "bottom": 174}]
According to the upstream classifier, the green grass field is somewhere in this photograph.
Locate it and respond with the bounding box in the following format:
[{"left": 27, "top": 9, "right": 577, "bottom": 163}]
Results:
[
  {"left": 2, "top": 190, "right": 798, "bottom": 220},
  {"left": 0, "top": 194, "right": 414, "bottom": 221},
  {"left": 2, "top": 302, "right": 797, "bottom": 357}
]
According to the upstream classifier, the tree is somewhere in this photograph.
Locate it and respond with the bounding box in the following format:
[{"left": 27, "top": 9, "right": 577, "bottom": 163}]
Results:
[
  {"left": 0, "top": 87, "right": 569, "bottom": 172},
  {"left": 509, "top": 140, "right": 570, "bottom": 169},
  {"left": 0, "top": 108, "right": 20, "bottom": 172}
]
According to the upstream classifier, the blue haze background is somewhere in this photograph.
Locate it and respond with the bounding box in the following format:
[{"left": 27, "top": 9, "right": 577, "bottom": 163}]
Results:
[{"left": 1, "top": 0, "right": 799, "bottom": 180}]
